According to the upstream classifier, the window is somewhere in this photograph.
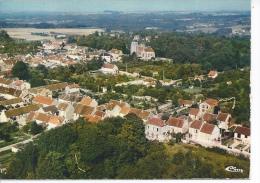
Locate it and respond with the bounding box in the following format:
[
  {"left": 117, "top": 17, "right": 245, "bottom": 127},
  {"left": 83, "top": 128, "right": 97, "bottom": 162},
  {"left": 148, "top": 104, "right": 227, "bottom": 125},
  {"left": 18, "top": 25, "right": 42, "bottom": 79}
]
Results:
[
  {"left": 195, "top": 129, "right": 198, "bottom": 133},
  {"left": 237, "top": 133, "right": 241, "bottom": 138},
  {"left": 157, "top": 128, "right": 159, "bottom": 132},
  {"left": 245, "top": 135, "right": 247, "bottom": 138}
]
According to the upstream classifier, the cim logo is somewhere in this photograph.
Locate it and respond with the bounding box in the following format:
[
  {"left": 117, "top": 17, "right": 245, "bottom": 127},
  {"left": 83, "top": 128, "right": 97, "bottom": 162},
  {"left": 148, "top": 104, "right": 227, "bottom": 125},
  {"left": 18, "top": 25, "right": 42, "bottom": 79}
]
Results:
[{"left": 225, "top": 166, "right": 244, "bottom": 173}]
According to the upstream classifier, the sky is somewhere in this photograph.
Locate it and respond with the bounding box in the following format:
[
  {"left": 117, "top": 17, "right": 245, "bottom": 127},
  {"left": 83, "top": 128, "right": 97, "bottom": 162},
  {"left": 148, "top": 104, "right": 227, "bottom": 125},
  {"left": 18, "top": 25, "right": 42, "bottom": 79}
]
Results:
[{"left": 0, "top": 0, "right": 251, "bottom": 13}]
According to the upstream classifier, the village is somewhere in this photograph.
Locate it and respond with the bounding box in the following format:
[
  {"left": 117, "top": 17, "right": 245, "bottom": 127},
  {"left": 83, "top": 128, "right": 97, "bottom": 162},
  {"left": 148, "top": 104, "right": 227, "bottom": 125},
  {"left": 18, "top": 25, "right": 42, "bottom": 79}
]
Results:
[{"left": 0, "top": 32, "right": 250, "bottom": 164}]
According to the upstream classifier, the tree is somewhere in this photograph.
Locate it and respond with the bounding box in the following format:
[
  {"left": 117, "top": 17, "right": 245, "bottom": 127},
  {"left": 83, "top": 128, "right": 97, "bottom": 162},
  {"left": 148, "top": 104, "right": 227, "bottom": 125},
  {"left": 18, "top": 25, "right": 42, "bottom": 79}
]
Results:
[
  {"left": 12, "top": 61, "right": 30, "bottom": 80},
  {"left": 36, "top": 151, "right": 68, "bottom": 179},
  {"left": 30, "top": 121, "right": 44, "bottom": 135}
]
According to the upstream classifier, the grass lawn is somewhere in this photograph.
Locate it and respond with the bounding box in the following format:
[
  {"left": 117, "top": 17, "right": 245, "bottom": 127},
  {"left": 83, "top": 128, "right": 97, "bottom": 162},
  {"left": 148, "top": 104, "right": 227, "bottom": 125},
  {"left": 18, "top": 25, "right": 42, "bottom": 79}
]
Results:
[
  {"left": 0, "top": 131, "right": 31, "bottom": 148},
  {"left": 0, "top": 150, "right": 14, "bottom": 169}
]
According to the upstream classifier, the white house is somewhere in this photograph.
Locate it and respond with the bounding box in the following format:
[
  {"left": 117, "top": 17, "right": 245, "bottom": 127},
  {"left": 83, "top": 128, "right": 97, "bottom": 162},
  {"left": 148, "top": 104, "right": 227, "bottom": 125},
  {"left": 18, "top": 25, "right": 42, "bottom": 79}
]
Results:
[
  {"left": 109, "top": 49, "right": 123, "bottom": 62},
  {"left": 57, "top": 102, "right": 74, "bottom": 122},
  {"left": 79, "top": 96, "right": 98, "bottom": 108},
  {"left": 145, "top": 117, "right": 169, "bottom": 142},
  {"left": 0, "top": 104, "right": 40, "bottom": 125},
  {"left": 65, "top": 83, "right": 80, "bottom": 94},
  {"left": 99, "top": 63, "right": 119, "bottom": 75},
  {"left": 234, "top": 126, "right": 250, "bottom": 145},
  {"left": 189, "top": 108, "right": 201, "bottom": 120},
  {"left": 189, "top": 120, "right": 203, "bottom": 141},
  {"left": 166, "top": 116, "right": 189, "bottom": 134},
  {"left": 32, "top": 95, "right": 56, "bottom": 107},
  {"left": 208, "top": 70, "right": 218, "bottom": 79},
  {"left": 216, "top": 112, "right": 232, "bottom": 131},
  {"left": 197, "top": 122, "right": 221, "bottom": 147},
  {"left": 199, "top": 98, "right": 219, "bottom": 114},
  {"left": 101, "top": 53, "right": 113, "bottom": 63}
]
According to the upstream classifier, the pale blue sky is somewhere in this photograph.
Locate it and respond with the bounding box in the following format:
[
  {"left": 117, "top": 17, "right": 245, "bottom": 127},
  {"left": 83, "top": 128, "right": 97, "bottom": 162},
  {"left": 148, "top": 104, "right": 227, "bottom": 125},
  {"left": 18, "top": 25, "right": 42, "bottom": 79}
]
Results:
[{"left": 0, "top": 0, "right": 251, "bottom": 13}]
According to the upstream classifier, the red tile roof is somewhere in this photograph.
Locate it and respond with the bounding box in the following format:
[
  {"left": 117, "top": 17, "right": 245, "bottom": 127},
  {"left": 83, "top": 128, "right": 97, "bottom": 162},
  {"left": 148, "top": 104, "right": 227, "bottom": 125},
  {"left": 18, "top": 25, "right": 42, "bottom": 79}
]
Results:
[
  {"left": 234, "top": 126, "right": 250, "bottom": 136},
  {"left": 189, "top": 108, "right": 199, "bottom": 116},
  {"left": 190, "top": 120, "right": 203, "bottom": 129},
  {"left": 33, "top": 95, "right": 54, "bottom": 106},
  {"left": 204, "top": 98, "right": 219, "bottom": 106},
  {"left": 102, "top": 63, "right": 116, "bottom": 69},
  {"left": 167, "top": 117, "right": 184, "bottom": 128},
  {"left": 200, "top": 123, "right": 215, "bottom": 134},
  {"left": 217, "top": 112, "right": 230, "bottom": 122},
  {"left": 203, "top": 113, "right": 216, "bottom": 123},
  {"left": 148, "top": 117, "right": 165, "bottom": 127}
]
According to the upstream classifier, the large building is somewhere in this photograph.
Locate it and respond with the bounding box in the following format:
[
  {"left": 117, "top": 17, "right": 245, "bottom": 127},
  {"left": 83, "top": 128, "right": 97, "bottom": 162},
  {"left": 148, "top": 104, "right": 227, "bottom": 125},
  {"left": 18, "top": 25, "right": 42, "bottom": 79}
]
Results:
[{"left": 130, "top": 41, "right": 155, "bottom": 61}]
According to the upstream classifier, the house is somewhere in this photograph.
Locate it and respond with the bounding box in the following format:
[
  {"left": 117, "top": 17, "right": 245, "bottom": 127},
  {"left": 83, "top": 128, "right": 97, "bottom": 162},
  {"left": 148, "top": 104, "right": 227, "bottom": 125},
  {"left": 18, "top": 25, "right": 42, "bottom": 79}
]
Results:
[
  {"left": 79, "top": 96, "right": 98, "bottom": 108},
  {"left": 0, "top": 78, "right": 13, "bottom": 88},
  {"left": 32, "top": 95, "right": 56, "bottom": 107},
  {"left": 101, "top": 53, "right": 113, "bottom": 63},
  {"left": 178, "top": 99, "right": 193, "bottom": 107},
  {"left": 9, "top": 80, "right": 31, "bottom": 90},
  {"left": 189, "top": 108, "right": 200, "bottom": 120},
  {"left": 202, "top": 113, "right": 217, "bottom": 124},
  {"left": 197, "top": 122, "right": 221, "bottom": 147},
  {"left": 233, "top": 126, "right": 250, "bottom": 145},
  {"left": 27, "top": 112, "right": 64, "bottom": 129},
  {"left": 73, "top": 103, "right": 95, "bottom": 120},
  {"left": 189, "top": 120, "right": 203, "bottom": 141},
  {"left": 48, "top": 116, "right": 64, "bottom": 129},
  {"left": 208, "top": 70, "right": 218, "bottom": 79},
  {"left": 129, "top": 108, "right": 150, "bottom": 122},
  {"left": 58, "top": 93, "right": 83, "bottom": 104},
  {"left": 166, "top": 116, "right": 189, "bottom": 134},
  {"left": 105, "top": 100, "right": 130, "bottom": 118},
  {"left": 0, "top": 98, "right": 23, "bottom": 108},
  {"left": 0, "top": 86, "right": 22, "bottom": 99},
  {"left": 99, "top": 63, "right": 119, "bottom": 75},
  {"left": 109, "top": 49, "right": 123, "bottom": 62},
  {"left": 216, "top": 112, "right": 232, "bottom": 131},
  {"left": 65, "top": 83, "right": 80, "bottom": 94},
  {"left": 0, "top": 104, "right": 40, "bottom": 125},
  {"left": 199, "top": 98, "right": 219, "bottom": 114},
  {"left": 57, "top": 102, "right": 74, "bottom": 122},
  {"left": 145, "top": 117, "right": 169, "bottom": 142},
  {"left": 39, "top": 105, "right": 59, "bottom": 115}
]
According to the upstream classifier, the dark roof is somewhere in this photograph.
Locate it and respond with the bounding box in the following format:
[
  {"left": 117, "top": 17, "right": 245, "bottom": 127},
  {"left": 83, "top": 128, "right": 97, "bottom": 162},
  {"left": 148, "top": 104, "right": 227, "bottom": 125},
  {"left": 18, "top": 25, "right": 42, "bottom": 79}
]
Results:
[
  {"left": 42, "top": 105, "right": 58, "bottom": 113},
  {"left": 0, "top": 98, "right": 23, "bottom": 106},
  {"left": 0, "top": 86, "right": 22, "bottom": 97},
  {"left": 5, "top": 104, "right": 40, "bottom": 118},
  {"left": 234, "top": 126, "right": 250, "bottom": 136}
]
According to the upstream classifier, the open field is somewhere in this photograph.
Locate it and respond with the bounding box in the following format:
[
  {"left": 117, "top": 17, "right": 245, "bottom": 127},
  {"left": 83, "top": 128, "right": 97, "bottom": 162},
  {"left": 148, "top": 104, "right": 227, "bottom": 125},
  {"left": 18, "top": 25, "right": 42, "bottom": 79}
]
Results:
[{"left": 2, "top": 28, "right": 105, "bottom": 41}]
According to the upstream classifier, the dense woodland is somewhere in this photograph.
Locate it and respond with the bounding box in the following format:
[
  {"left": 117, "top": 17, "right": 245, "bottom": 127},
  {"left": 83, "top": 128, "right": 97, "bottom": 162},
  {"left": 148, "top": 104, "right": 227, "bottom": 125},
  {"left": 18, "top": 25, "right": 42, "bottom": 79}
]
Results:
[
  {"left": 2, "top": 115, "right": 249, "bottom": 179},
  {"left": 74, "top": 32, "right": 250, "bottom": 71}
]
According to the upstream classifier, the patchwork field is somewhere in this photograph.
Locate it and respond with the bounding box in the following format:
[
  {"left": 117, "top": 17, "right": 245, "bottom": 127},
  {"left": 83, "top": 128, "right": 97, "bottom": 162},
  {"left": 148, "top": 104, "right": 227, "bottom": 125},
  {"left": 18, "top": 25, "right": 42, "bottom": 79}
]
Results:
[{"left": 2, "top": 28, "right": 105, "bottom": 41}]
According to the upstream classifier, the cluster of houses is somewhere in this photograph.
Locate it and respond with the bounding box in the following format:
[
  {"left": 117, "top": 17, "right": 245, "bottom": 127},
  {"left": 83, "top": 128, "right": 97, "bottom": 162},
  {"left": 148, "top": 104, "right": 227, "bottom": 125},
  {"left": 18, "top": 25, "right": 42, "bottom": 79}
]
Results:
[
  {"left": 145, "top": 98, "right": 250, "bottom": 156},
  {"left": 0, "top": 76, "right": 150, "bottom": 130}
]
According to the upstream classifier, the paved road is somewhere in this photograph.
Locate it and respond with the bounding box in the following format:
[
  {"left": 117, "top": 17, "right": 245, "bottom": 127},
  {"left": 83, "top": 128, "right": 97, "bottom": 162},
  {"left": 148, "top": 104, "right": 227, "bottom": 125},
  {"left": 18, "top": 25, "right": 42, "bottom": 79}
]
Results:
[{"left": 0, "top": 134, "right": 39, "bottom": 153}]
